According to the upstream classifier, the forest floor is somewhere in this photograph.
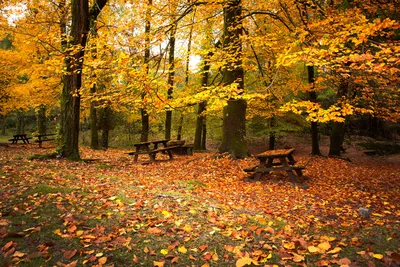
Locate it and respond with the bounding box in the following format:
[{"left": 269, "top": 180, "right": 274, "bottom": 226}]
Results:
[{"left": 0, "top": 136, "right": 399, "bottom": 267}]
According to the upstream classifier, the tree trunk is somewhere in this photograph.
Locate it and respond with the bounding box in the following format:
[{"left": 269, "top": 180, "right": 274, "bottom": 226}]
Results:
[
  {"left": 194, "top": 52, "right": 211, "bottom": 150},
  {"left": 176, "top": 114, "right": 183, "bottom": 140},
  {"left": 329, "top": 122, "right": 344, "bottom": 156},
  {"left": 268, "top": 117, "right": 276, "bottom": 150},
  {"left": 90, "top": 85, "right": 99, "bottom": 149},
  {"left": 201, "top": 118, "right": 206, "bottom": 150},
  {"left": 165, "top": 23, "right": 176, "bottom": 140},
  {"left": 141, "top": 0, "right": 152, "bottom": 142},
  {"left": 37, "top": 105, "right": 47, "bottom": 135},
  {"left": 219, "top": 0, "right": 248, "bottom": 158},
  {"left": 329, "top": 80, "right": 348, "bottom": 156},
  {"left": 101, "top": 105, "right": 111, "bottom": 149},
  {"left": 1, "top": 116, "right": 6, "bottom": 135},
  {"left": 308, "top": 66, "right": 322, "bottom": 155},
  {"left": 194, "top": 101, "right": 207, "bottom": 150},
  {"left": 59, "top": 0, "right": 107, "bottom": 160},
  {"left": 16, "top": 113, "right": 25, "bottom": 134}
]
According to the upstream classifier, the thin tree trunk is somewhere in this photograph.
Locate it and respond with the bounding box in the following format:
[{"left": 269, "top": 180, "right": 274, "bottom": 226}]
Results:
[
  {"left": 177, "top": 114, "right": 183, "bottom": 140},
  {"left": 268, "top": 117, "right": 276, "bottom": 150},
  {"left": 37, "top": 105, "right": 47, "bottom": 135},
  {"left": 89, "top": 21, "right": 99, "bottom": 149},
  {"left": 165, "top": 23, "right": 177, "bottom": 140},
  {"left": 1, "top": 116, "right": 6, "bottom": 135},
  {"left": 219, "top": 0, "right": 248, "bottom": 159},
  {"left": 329, "top": 80, "right": 348, "bottom": 156},
  {"left": 101, "top": 104, "right": 111, "bottom": 149},
  {"left": 194, "top": 52, "right": 212, "bottom": 150},
  {"left": 308, "top": 66, "right": 322, "bottom": 155},
  {"left": 141, "top": 0, "right": 152, "bottom": 142},
  {"left": 194, "top": 101, "right": 207, "bottom": 150},
  {"left": 201, "top": 117, "right": 206, "bottom": 150},
  {"left": 90, "top": 85, "right": 99, "bottom": 149}
]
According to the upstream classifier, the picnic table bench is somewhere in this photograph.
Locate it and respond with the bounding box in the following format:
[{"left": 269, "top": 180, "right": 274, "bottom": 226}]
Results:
[
  {"left": 8, "top": 134, "right": 32, "bottom": 144},
  {"left": 34, "top": 133, "right": 56, "bottom": 148},
  {"left": 244, "top": 148, "right": 305, "bottom": 183},
  {"left": 127, "top": 139, "right": 181, "bottom": 162}
]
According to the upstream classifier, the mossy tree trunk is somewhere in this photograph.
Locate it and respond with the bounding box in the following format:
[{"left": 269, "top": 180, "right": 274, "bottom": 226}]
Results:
[
  {"left": 37, "top": 105, "right": 47, "bottom": 135},
  {"left": 308, "top": 66, "right": 322, "bottom": 155},
  {"left": 219, "top": 0, "right": 248, "bottom": 159}
]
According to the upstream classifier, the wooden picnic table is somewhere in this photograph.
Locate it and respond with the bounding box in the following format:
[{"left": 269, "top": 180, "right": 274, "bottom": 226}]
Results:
[
  {"left": 127, "top": 139, "right": 181, "bottom": 162},
  {"left": 35, "top": 133, "right": 56, "bottom": 148},
  {"left": 245, "top": 148, "right": 305, "bottom": 183},
  {"left": 8, "top": 134, "right": 31, "bottom": 144}
]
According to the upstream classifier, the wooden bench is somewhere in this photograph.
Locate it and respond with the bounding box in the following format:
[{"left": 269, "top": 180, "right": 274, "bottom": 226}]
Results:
[
  {"left": 8, "top": 134, "right": 32, "bottom": 144},
  {"left": 245, "top": 148, "right": 305, "bottom": 183},
  {"left": 127, "top": 145, "right": 181, "bottom": 162},
  {"left": 34, "top": 134, "right": 56, "bottom": 148}
]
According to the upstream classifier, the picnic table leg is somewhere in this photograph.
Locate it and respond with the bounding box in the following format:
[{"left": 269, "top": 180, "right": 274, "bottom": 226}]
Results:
[
  {"left": 253, "top": 157, "right": 268, "bottom": 180},
  {"left": 166, "top": 150, "right": 173, "bottom": 159},
  {"left": 278, "top": 157, "right": 297, "bottom": 184},
  {"left": 149, "top": 152, "right": 156, "bottom": 162},
  {"left": 287, "top": 154, "right": 296, "bottom": 165}
]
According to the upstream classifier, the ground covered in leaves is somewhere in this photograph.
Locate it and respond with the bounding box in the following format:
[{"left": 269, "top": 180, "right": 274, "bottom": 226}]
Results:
[{"left": 0, "top": 142, "right": 399, "bottom": 266}]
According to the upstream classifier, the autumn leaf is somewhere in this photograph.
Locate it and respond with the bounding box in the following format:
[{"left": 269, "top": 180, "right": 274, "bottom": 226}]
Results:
[
  {"left": 63, "top": 250, "right": 77, "bottom": 260},
  {"left": 178, "top": 246, "right": 187, "bottom": 254},
  {"left": 236, "top": 256, "right": 259, "bottom": 267},
  {"left": 153, "top": 261, "right": 165, "bottom": 267},
  {"left": 293, "top": 253, "right": 305, "bottom": 262},
  {"left": 327, "top": 247, "right": 342, "bottom": 254},
  {"left": 308, "top": 246, "right": 319, "bottom": 253},
  {"left": 160, "top": 249, "right": 168, "bottom": 255},
  {"left": 373, "top": 253, "right": 384, "bottom": 259},
  {"left": 98, "top": 256, "right": 107, "bottom": 264},
  {"left": 318, "top": 242, "right": 331, "bottom": 252},
  {"left": 12, "top": 251, "right": 25, "bottom": 258}
]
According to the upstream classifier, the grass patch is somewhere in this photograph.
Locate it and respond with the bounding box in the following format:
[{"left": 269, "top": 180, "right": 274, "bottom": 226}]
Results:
[
  {"left": 25, "top": 184, "right": 74, "bottom": 195},
  {"left": 358, "top": 141, "right": 400, "bottom": 155},
  {"left": 179, "top": 180, "right": 207, "bottom": 190},
  {"left": 28, "top": 152, "right": 59, "bottom": 160}
]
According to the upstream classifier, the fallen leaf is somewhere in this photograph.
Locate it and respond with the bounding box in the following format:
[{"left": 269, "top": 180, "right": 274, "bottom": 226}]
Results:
[
  {"left": 178, "top": 246, "right": 187, "bottom": 254},
  {"left": 63, "top": 250, "right": 77, "bottom": 260},
  {"left": 327, "top": 247, "right": 342, "bottom": 254},
  {"left": 98, "top": 256, "right": 107, "bottom": 264},
  {"left": 308, "top": 246, "right": 319, "bottom": 253},
  {"left": 236, "top": 256, "right": 259, "bottom": 267},
  {"left": 153, "top": 260, "right": 164, "bottom": 267}
]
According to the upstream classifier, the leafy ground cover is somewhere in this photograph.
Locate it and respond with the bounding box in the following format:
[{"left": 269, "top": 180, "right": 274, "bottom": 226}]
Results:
[{"left": 0, "top": 142, "right": 399, "bottom": 267}]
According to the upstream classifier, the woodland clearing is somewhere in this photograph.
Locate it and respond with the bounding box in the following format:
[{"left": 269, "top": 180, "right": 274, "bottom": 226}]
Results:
[{"left": 0, "top": 137, "right": 399, "bottom": 267}]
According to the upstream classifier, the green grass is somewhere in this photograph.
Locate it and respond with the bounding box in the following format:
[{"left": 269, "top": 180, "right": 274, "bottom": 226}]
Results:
[{"left": 358, "top": 141, "right": 400, "bottom": 155}]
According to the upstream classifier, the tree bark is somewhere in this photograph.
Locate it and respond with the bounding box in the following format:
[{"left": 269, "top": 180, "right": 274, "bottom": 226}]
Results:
[
  {"left": 101, "top": 104, "right": 111, "bottom": 149},
  {"left": 59, "top": 0, "right": 107, "bottom": 160},
  {"left": 165, "top": 23, "right": 176, "bottom": 140},
  {"left": 194, "top": 52, "right": 211, "bottom": 150},
  {"left": 176, "top": 114, "right": 183, "bottom": 140},
  {"left": 219, "top": 0, "right": 248, "bottom": 158},
  {"left": 308, "top": 66, "right": 322, "bottom": 155},
  {"left": 1, "top": 116, "right": 6, "bottom": 135},
  {"left": 37, "top": 105, "right": 46, "bottom": 135},
  {"left": 194, "top": 101, "right": 207, "bottom": 150},
  {"left": 329, "top": 80, "right": 348, "bottom": 156},
  {"left": 268, "top": 117, "right": 276, "bottom": 150},
  {"left": 141, "top": 0, "right": 152, "bottom": 142}
]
